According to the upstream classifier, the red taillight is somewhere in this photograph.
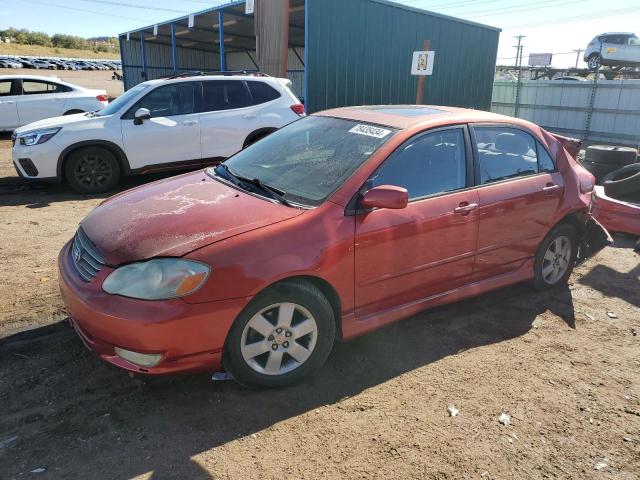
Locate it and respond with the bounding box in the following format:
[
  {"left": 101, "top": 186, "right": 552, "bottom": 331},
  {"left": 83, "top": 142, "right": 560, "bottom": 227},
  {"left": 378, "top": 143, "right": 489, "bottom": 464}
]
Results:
[
  {"left": 96, "top": 94, "right": 108, "bottom": 102},
  {"left": 290, "top": 103, "right": 305, "bottom": 116}
]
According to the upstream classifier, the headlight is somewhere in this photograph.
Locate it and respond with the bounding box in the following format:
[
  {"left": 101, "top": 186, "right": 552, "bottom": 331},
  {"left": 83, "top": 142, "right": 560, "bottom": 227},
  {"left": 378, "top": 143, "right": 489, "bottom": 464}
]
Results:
[
  {"left": 102, "top": 258, "right": 210, "bottom": 300},
  {"left": 18, "top": 127, "right": 61, "bottom": 146}
]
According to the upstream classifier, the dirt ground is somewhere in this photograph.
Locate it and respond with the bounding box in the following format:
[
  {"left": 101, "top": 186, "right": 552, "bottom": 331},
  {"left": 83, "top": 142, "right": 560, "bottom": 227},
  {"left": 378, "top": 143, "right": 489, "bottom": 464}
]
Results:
[
  {"left": 0, "top": 134, "right": 639, "bottom": 480},
  {"left": 0, "top": 70, "right": 123, "bottom": 99}
]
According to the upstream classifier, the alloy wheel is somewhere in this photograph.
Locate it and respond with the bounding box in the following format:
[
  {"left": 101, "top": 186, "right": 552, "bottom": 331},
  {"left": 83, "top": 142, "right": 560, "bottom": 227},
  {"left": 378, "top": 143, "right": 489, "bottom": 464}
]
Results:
[
  {"left": 73, "top": 153, "right": 114, "bottom": 191},
  {"left": 541, "top": 235, "right": 572, "bottom": 284},
  {"left": 240, "top": 302, "right": 318, "bottom": 376}
]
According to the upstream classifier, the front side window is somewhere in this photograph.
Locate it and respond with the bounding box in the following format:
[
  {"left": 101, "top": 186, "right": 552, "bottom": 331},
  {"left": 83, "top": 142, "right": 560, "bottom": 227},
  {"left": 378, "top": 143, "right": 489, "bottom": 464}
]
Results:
[
  {"left": 202, "top": 80, "right": 251, "bottom": 112},
  {"left": 369, "top": 128, "right": 467, "bottom": 201},
  {"left": 129, "top": 83, "right": 196, "bottom": 118},
  {"left": 475, "top": 127, "right": 553, "bottom": 184},
  {"left": 210, "top": 116, "right": 396, "bottom": 206},
  {"left": 100, "top": 83, "right": 149, "bottom": 116}
]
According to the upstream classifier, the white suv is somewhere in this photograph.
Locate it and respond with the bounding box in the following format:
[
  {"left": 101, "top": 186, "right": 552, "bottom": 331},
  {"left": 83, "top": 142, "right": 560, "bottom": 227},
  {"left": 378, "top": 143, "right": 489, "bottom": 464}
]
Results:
[
  {"left": 1, "top": 75, "right": 108, "bottom": 131},
  {"left": 12, "top": 73, "right": 304, "bottom": 193}
]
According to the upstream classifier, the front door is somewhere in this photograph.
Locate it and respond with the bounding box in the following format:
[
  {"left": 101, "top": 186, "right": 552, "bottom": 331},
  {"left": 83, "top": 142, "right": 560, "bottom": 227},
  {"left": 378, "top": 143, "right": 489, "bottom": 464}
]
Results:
[
  {"left": 354, "top": 126, "right": 479, "bottom": 319},
  {"left": 15, "top": 79, "right": 66, "bottom": 125},
  {"left": 0, "top": 79, "right": 19, "bottom": 130},
  {"left": 121, "top": 82, "right": 201, "bottom": 171},
  {"left": 471, "top": 125, "right": 564, "bottom": 277}
]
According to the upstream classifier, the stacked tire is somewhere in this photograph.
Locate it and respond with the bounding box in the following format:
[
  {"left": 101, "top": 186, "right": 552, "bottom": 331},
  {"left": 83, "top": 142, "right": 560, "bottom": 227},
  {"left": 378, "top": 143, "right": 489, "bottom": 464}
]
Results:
[
  {"left": 602, "top": 163, "right": 640, "bottom": 198},
  {"left": 581, "top": 145, "right": 638, "bottom": 184}
]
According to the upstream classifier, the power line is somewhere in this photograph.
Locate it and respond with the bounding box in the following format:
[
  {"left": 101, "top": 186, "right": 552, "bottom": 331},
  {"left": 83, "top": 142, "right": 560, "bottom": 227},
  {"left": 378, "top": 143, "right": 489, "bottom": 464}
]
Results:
[
  {"left": 458, "top": 0, "right": 583, "bottom": 18},
  {"left": 503, "top": 6, "right": 640, "bottom": 29},
  {"left": 78, "top": 0, "right": 191, "bottom": 14},
  {"left": 23, "top": 0, "right": 151, "bottom": 23}
]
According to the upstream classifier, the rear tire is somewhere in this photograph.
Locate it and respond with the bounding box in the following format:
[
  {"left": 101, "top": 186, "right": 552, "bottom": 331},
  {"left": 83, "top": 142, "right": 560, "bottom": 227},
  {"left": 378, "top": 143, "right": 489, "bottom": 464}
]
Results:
[
  {"left": 64, "top": 146, "right": 121, "bottom": 194},
  {"left": 587, "top": 54, "right": 601, "bottom": 70},
  {"left": 224, "top": 280, "right": 335, "bottom": 388},
  {"left": 534, "top": 224, "right": 577, "bottom": 290},
  {"left": 243, "top": 129, "right": 276, "bottom": 149},
  {"left": 63, "top": 109, "right": 84, "bottom": 115}
]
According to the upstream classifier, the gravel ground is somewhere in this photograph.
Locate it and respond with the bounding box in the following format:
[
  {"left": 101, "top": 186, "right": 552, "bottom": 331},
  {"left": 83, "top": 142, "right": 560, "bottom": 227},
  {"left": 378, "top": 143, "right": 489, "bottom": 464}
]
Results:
[{"left": 0, "top": 135, "right": 639, "bottom": 480}]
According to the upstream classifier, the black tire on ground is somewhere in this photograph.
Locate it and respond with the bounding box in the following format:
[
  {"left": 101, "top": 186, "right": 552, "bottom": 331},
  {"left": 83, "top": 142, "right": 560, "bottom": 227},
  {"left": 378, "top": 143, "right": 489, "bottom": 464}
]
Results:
[
  {"left": 224, "top": 280, "right": 336, "bottom": 388},
  {"left": 63, "top": 109, "right": 84, "bottom": 115},
  {"left": 533, "top": 223, "right": 578, "bottom": 291},
  {"left": 584, "top": 145, "right": 638, "bottom": 167},
  {"left": 64, "top": 146, "right": 121, "bottom": 194},
  {"left": 603, "top": 163, "right": 640, "bottom": 198}
]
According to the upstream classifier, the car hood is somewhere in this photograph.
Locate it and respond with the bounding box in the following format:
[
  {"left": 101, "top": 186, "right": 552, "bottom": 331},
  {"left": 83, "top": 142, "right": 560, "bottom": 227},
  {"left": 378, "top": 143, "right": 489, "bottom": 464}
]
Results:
[
  {"left": 14, "top": 112, "right": 99, "bottom": 134},
  {"left": 81, "top": 171, "right": 305, "bottom": 265}
]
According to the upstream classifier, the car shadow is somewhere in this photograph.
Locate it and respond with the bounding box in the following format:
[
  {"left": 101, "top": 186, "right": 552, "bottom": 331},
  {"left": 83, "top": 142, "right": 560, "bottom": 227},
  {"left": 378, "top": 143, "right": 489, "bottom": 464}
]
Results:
[
  {"left": 0, "top": 281, "right": 576, "bottom": 478},
  {"left": 578, "top": 234, "right": 640, "bottom": 308}
]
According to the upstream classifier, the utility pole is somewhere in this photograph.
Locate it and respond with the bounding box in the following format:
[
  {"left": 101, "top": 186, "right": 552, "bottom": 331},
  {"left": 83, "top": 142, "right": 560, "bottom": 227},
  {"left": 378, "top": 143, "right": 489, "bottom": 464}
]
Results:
[
  {"left": 513, "top": 35, "right": 526, "bottom": 117},
  {"left": 572, "top": 49, "right": 582, "bottom": 69}
]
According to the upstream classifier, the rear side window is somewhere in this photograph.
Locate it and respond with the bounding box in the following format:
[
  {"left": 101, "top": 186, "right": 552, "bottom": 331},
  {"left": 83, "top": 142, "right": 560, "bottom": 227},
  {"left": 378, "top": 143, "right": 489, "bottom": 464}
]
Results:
[
  {"left": 247, "top": 81, "right": 281, "bottom": 105},
  {"left": 202, "top": 80, "right": 251, "bottom": 111},
  {"left": 474, "top": 127, "right": 553, "bottom": 184},
  {"left": 131, "top": 83, "right": 196, "bottom": 118},
  {"left": 370, "top": 128, "right": 467, "bottom": 201},
  {"left": 22, "top": 80, "right": 71, "bottom": 95},
  {"left": 0, "top": 80, "right": 12, "bottom": 96}
]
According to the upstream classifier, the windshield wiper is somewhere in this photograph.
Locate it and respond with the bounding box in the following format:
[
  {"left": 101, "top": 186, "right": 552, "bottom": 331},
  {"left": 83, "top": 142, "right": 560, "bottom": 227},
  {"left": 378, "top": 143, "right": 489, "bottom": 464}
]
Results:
[{"left": 214, "top": 164, "right": 294, "bottom": 207}]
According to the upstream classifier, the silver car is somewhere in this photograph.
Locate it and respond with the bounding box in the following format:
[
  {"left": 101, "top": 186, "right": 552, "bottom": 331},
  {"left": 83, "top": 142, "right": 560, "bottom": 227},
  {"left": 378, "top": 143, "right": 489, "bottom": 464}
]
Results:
[{"left": 584, "top": 32, "right": 640, "bottom": 69}]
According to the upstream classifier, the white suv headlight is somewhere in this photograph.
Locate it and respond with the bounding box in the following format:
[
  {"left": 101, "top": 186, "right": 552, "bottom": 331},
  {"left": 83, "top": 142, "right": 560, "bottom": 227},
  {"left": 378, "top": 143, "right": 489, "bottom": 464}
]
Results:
[
  {"left": 102, "top": 258, "right": 210, "bottom": 300},
  {"left": 18, "top": 127, "right": 62, "bottom": 146}
]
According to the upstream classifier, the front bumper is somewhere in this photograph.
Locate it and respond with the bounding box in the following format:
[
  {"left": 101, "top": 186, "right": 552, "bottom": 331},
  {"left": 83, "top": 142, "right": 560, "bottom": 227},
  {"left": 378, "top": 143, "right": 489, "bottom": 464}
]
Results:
[
  {"left": 12, "top": 141, "right": 62, "bottom": 181},
  {"left": 58, "top": 241, "right": 251, "bottom": 375}
]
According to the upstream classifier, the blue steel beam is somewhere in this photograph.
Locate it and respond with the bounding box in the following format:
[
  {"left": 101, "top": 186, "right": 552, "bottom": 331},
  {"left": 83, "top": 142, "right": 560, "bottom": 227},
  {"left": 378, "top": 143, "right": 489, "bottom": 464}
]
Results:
[
  {"left": 170, "top": 23, "right": 178, "bottom": 73},
  {"left": 218, "top": 10, "right": 226, "bottom": 72},
  {"left": 140, "top": 32, "right": 147, "bottom": 79}
]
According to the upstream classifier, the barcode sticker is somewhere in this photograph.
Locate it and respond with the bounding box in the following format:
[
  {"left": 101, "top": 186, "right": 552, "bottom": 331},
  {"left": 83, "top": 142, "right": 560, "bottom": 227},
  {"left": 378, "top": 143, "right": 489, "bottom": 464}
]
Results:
[{"left": 349, "top": 124, "right": 392, "bottom": 139}]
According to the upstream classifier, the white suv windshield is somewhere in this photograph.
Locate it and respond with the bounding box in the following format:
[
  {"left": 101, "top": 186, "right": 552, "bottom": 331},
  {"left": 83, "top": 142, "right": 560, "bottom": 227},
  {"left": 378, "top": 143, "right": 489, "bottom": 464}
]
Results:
[
  {"left": 97, "top": 84, "right": 150, "bottom": 116},
  {"left": 208, "top": 116, "right": 396, "bottom": 207}
]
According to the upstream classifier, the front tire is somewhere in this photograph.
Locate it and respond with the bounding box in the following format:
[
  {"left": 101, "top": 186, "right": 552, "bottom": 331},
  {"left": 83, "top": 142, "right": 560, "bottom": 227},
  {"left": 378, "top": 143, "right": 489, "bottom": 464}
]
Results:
[
  {"left": 224, "top": 280, "right": 335, "bottom": 388},
  {"left": 533, "top": 224, "right": 577, "bottom": 290},
  {"left": 587, "top": 54, "right": 601, "bottom": 70},
  {"left": 64, "top": 146, "right": 121, "bottom": 194}
]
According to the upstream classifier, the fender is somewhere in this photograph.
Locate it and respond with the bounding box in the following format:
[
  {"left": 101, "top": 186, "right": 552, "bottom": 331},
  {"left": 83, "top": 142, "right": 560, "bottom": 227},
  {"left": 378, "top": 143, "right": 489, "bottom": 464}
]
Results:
[{"left": 57, "top": 140, "right": 131, "bottom": 178}]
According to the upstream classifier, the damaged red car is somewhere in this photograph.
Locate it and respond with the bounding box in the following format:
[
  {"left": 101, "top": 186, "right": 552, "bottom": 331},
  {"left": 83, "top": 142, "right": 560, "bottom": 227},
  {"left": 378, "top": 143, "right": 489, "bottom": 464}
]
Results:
[{"left": 58, "top": 106, "right": 610, "bottom": 388}]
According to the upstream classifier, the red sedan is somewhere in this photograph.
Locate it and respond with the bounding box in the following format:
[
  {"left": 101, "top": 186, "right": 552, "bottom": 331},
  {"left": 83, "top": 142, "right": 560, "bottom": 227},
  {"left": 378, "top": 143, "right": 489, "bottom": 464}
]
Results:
[{"left": 58, "top": 105, "right": 609, "bottom": 387}]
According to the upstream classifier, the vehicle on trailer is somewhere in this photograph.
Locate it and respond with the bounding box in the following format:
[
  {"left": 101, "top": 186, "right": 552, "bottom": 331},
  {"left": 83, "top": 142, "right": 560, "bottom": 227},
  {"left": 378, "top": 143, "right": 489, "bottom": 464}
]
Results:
[
  {"left": 58, "top": 105, "right": 610, "bottom": 388},
  {"left": 1, "top": 75, "right": 107, "bottom": 132},
  {"left": 12, "top": 72, "right": 304, "bottom": 193},
  {"left": 585, "top": 32, "right": 640, "bottom": 70}
]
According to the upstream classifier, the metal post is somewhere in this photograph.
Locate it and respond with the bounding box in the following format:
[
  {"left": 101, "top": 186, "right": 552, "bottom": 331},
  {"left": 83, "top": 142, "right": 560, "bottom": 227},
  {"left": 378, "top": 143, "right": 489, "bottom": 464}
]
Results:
[
  {"left": 573, "top": 49, "right": 582, "bottom": 69},
  {"left": 170, "top": 23, "right": 178, "bottom": 74},
  {"left": 415, "top": 39, "right": 430, "bottom": 105},
  {"left": 218, "top": 10, "right": 226, "bottom": 72},
  {"left": 513, "top": 35, "right": 526, "bottom": 117},
  {"left": 140, "top": 32, "right": 147, "bottom": 80}
]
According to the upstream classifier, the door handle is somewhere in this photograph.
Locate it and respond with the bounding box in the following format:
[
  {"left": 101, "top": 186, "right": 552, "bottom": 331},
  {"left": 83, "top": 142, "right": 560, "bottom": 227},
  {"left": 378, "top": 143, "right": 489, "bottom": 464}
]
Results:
[
  {"left": 243, "top": 114, "right": 257, "bottom": 119},
  {"left": 0, "top": 100, "right": 15, "bottom": 104},
  {"left": 543, "top": 184, "right": 560, "bottom": 194},
  {"left": 182, "top": 120, "right": 198, "bottom": 126},
  {"left": 453, "top": 202, "right": 478, "bottom": 215}
]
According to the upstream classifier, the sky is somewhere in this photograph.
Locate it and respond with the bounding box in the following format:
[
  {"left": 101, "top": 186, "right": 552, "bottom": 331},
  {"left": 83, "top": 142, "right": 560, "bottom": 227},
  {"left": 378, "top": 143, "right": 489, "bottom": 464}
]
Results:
[{"left": 0, "top": 0, "right": 639, "bottom": 68}]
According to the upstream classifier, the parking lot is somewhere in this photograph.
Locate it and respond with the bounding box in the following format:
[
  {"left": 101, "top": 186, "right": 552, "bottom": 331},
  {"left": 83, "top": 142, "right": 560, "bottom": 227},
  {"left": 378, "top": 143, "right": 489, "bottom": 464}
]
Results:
[{"left": 1, "top": 129, "right": 639, "bottom": 478}]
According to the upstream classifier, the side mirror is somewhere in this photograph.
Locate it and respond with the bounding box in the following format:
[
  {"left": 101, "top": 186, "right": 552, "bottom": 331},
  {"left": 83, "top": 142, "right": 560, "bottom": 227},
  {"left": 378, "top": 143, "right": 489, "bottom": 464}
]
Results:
[
  {"left": 133, "top": 108, "right": 151, "bottom": 125},
  {"left": 360, "top": 185, "right": 408, "bottom": 210}
]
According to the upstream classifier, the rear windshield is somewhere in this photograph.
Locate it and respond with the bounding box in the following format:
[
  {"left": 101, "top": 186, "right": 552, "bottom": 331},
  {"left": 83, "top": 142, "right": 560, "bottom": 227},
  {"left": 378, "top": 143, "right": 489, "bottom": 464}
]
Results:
[{"left": 208, "top": 116, "right": 396, "bottom": 206}]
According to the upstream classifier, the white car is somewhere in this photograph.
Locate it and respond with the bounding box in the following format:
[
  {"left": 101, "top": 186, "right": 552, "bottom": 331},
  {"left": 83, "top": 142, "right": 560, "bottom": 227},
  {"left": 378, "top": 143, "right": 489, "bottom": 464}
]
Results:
[
  {"left": 1, "top": 75, "right": 108, "bottom": 131},
  {"left": 584, "top": 32, "right": 640, "bottom": 69},
  {"left": 12, "top": 74, "right": 304, "bottom": 193}
]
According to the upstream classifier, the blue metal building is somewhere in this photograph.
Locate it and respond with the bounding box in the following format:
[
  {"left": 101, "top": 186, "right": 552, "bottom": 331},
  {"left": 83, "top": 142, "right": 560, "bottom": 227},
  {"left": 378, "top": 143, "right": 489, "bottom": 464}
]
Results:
[{"left": 119, "top": 0, "right": 500, "bottom": 112}]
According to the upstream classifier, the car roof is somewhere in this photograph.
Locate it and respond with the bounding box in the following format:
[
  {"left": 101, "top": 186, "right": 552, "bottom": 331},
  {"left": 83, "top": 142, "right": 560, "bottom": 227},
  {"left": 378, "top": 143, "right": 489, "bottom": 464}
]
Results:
[
  {"left": 315, "top": 105, "right": 525, "bottom": 130},
  {"left": 598, "top": 32, "right": 636, "bottom": 36},
  {"left": 141, "top": 74, "right": 288, "bottom": 87},
  {"left": 0, "top": 74, "right": 74, "bottom": 85}
]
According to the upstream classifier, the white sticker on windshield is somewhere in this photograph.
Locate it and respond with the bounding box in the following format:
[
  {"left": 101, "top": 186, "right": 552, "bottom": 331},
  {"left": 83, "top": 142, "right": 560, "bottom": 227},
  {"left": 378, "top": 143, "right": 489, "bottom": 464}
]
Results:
[{"left": 349, "top": 124, "right": 391, "bottom": 139}]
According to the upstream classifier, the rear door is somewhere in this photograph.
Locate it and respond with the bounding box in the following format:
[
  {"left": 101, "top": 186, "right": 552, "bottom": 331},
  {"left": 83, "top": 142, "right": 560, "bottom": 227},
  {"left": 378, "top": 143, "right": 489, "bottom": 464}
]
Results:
[
  {"left": 601, "top": 34, "right": 627, "bottom": 62},
  {"left": 0, "top": 79, "right": 19, "bottom": 130},
  {"left": 354, "top": 126, "right": 479, "bottom": 319},
  {"left": 470, "top": 125, "right": 563, "bottom": 278},
  {"left": 121, "top": 82, "right": 201, "bottom": 171},
  {"left": 199, "top": 79, "right": 259, "bottom": 162},
  {"left": 16, "top": 79, "right": 68, "bottom": 124}
]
